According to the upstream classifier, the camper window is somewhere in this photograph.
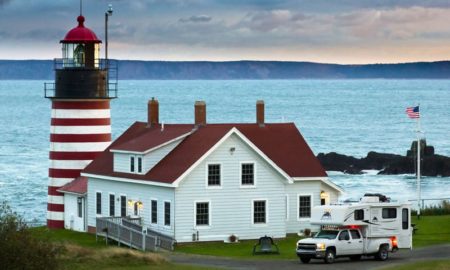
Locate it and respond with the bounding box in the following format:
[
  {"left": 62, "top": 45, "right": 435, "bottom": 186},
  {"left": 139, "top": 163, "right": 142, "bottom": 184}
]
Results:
[
  {"left": 402, "top": 208, "right": 409, "bottom": 229},
  {"left": 382, "top": 208, "right": 397, "bottom": 219},
  {"left": 354, "top": 209, "right": 364, "bottom": 220}
]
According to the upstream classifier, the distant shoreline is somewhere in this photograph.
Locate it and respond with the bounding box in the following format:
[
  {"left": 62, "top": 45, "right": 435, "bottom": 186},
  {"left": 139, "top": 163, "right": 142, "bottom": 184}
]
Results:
[{"left": 1, "top": 60, "right": 450, "bottom": 80}]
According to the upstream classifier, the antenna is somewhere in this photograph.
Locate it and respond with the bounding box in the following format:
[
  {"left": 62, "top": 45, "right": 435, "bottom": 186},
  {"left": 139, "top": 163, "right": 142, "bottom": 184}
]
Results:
[{"left": 80, "top": 0, "right": 83, "bottom": 15}]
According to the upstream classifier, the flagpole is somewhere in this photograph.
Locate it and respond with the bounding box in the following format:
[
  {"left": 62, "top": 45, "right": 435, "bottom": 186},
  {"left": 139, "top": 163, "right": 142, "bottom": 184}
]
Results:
[{"left": 416, "top": 106, "right": 421, "bottom": 218}]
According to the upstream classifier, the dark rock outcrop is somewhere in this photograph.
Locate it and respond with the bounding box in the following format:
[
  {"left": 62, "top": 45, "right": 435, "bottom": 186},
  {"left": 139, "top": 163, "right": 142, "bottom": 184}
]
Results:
[{"left": 317, "top": 140, "right": 450, "bottom": 177}]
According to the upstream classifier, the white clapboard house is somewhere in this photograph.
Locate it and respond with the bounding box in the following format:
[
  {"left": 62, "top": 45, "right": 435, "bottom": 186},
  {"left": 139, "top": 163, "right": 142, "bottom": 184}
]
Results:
[{"left": 61, "top": 99, "right": 342, "bottom": 242}]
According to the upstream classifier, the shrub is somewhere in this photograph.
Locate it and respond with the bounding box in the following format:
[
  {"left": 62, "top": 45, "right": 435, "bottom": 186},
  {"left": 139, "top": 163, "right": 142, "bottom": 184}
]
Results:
[
  {"left": 412, "top": 200, "right": 450, "bottom": 216},
  {"left": 0, "top": 201, "right": 62, "bottom": 270}
]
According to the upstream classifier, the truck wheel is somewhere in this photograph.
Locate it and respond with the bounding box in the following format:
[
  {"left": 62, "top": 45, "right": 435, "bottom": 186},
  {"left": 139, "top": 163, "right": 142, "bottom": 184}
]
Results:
[
  {"left": 300, "top": 257, "right": 311, "bottom": 264},
  {"left": 324, "top": 249, "right": 336, "bottom": 264},
  {"left": 375, "top": 245, "right": 389, "bottom": 261},
  {"left": 350, "top": 255, "right": 361, "bottom": 261}
]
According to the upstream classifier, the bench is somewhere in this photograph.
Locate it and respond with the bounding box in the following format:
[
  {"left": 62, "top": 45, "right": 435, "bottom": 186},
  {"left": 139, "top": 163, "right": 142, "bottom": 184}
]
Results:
[{"left": 252, "top": 235, "right": 280, "bottom": 255}]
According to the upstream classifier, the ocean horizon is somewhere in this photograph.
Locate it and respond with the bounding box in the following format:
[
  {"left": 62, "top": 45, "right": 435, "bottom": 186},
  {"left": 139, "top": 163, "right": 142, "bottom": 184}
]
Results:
[{"left": 1, "top": 79, "right": 449, "bottom": 223}]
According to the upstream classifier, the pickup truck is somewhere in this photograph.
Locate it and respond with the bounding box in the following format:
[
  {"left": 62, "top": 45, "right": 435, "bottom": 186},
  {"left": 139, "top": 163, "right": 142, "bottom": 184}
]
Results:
[{"left": 296, "top": 228, "right": 396, "bottom": 264}]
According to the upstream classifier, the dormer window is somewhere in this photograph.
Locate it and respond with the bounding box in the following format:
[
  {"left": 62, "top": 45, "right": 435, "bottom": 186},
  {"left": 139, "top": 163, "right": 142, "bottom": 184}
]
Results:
[
  {"left": 137, "top": 157, "right": 142, "bottom": 173},
  {"left": 130, "top": 156, "right": 135, "bottom": 172},
  {"left": 129, "top": 155, "right": 143, "bottom": 174}
]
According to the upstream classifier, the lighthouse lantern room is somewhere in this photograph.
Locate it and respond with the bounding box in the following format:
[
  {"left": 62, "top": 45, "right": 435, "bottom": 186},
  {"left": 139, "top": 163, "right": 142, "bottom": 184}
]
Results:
[{"left": 45, "top": 14, "right": 117, "bottom": 229}]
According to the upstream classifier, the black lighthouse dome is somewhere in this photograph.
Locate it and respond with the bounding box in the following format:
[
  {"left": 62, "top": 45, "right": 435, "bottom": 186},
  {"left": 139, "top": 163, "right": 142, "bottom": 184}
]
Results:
[{"left": 45, "top": 15, "right": 117, "bottom": 99}]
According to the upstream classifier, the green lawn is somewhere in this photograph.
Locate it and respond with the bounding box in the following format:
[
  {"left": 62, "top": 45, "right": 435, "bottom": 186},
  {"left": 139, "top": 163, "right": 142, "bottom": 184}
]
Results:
[
  {"left": 176, "top": 234, "right": 300, "bottom": 260},
  {"left": 379, "top": 259, "right": 450, "bottom": 270},
  {"left": 176, "top": 215, "right": 450, "bottom": 259},
  {"left": 412, "top": 215, "right": 450, "bottom": 248}
]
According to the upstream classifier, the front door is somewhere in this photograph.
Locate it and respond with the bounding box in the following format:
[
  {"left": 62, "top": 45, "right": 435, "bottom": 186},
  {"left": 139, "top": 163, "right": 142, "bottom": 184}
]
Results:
[{"left": 398, "top": 208, "right": 412, "bottom": 248}]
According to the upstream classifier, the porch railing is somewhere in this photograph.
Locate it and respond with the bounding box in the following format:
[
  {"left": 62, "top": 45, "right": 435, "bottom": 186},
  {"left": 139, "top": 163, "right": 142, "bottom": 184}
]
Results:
[{"left": 96, "top": 216, "right": 175, "bottom": 251}]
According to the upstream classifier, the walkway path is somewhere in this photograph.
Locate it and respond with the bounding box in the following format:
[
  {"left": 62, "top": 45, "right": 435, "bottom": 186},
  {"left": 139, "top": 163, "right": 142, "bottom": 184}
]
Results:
[{"left": 168, "top": 244, "right": 450, "bottom": 270}]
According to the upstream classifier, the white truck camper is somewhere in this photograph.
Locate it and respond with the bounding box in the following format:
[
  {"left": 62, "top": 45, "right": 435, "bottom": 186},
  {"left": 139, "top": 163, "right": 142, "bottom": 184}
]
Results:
[{"left": 296, "top": 194, "right": 412, "bottom": 264}]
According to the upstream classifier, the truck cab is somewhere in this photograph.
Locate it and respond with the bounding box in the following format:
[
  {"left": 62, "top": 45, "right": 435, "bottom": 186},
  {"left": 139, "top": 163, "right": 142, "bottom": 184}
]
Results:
[{"left": 296, "top": 226, "right": 393, "bottom": 264}]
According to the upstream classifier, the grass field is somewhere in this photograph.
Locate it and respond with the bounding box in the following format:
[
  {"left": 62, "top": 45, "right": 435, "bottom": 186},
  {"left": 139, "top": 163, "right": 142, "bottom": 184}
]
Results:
[
  {"left": 30, "top": 227, "right": 217, "bottom": 270},
  {"left": 412, "top": 215, "right": 450, "bottom": 247},
  {"left": 176, "top": 215, "right": 450, "bottom": 259}
]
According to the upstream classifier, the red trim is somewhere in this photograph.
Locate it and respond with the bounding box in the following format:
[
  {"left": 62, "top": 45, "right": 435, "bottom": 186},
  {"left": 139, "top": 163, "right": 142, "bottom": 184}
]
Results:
[
  {"left": 47, "top": 219, "right": 65, "bottom": 229},
  {"left": 49, "top": 168, "right": 81, "bottom": 179},
  {"left": 50, "top": 151, "right": 102, "bottom": 160},
  {"left": 52, "top": 101, "right": 110, "bottom": 110},
  {"left": 51, "top": 118, "right": 111, "bottom": 126},
  {"left": 48, "top": 186, "right": 65, "bottom": 196},
  {"left": 47, "top": 203, "right": 65, "bottom": 212},
  {"left": 50, "top": 133, "right": 111, "bottom": 143}
]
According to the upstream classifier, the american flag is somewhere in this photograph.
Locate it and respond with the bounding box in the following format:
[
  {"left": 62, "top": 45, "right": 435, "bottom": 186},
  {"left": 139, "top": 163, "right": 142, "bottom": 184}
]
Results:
[{"left": 406, "top": 106, "right": 420, "bottom": 119}]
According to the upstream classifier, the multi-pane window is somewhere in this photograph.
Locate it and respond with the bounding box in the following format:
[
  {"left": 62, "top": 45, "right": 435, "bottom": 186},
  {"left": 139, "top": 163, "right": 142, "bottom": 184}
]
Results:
[
  {"left": 120, "top": 195, "right": 127, "bottom": 216},
  {"left": 151, "top": 200, "right": 157, "bottom": 224},
  {"left": 137, "top": 157, "right": 142, "bottom": 173},
  {"left": 109, "top": 194, "right": 115, "bottom": 216},
  {"left": 382, "top": 208, "right": 397, "bottom": 219},
  {"left": 196, "top": 202, "right": 209, "bottom": 226},
  {"left": 299, "top": 195, "right": 311, "bottom": 218},
  {"left": 164, "top": 202, "right": 171, "bottom": 226},
  {"left": 241, "top": 163, "right": 254, "bottom": 185},
  {"left": 253, "top": 200, "right": 266, "bottom": 224},
  {"left": 207, "top": 164, "right": 221, "bottom": 186},
  {"left": 96, "top": 192, "right": 102, "bottom": 215},
  {"left": 130, "top": 156, "right": 135, "bottom": 172}
]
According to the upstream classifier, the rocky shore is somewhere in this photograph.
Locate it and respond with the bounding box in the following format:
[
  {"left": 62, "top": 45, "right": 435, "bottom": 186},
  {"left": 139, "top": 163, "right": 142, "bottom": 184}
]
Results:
[{"left": 317, "top": 140, "right": 450, "bottom": 177}]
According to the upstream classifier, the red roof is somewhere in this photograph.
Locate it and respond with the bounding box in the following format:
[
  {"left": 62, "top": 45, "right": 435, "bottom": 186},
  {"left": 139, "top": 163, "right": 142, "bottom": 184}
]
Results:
[
  {"left": 58, "top": 176, "right": 87, "bottom": 194},
  {"left": 83, "top": 122, "right": 327, "bottom": 184},
  {"left": 61, "top": 16, "right": 101, "bottom": 44}
]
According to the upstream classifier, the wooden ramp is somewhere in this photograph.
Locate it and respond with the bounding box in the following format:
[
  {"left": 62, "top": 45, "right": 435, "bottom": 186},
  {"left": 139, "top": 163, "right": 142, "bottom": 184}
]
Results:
[{"left": 96, "top": 217, "right": 175, "bottom": 251}]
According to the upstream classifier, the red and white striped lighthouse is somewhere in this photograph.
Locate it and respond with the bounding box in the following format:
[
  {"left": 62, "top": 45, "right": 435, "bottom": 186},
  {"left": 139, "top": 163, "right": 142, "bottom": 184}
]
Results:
[{"left": 45, "top": 15, "right": 117, "bottom": 228}]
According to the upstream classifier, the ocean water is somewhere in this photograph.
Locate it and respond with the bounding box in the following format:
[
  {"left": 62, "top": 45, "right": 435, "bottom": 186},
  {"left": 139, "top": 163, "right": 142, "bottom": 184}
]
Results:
[{"left": 0, "top": 79, "right": 449, "bottom": 223}]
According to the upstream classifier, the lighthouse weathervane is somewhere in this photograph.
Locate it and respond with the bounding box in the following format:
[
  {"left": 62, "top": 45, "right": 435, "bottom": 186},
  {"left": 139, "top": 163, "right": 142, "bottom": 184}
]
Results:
[{"left": 44, "top": 3, "right": 117, "bottom": 228}]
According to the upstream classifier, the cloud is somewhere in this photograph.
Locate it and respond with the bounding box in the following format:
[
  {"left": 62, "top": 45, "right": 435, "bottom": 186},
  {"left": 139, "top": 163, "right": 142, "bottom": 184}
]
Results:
[
  {"left": 179, "top": 15, "right": 212, "bottom": 23},
  {"left": 0, "top": 0, "right": 11, "bottom": 7}
]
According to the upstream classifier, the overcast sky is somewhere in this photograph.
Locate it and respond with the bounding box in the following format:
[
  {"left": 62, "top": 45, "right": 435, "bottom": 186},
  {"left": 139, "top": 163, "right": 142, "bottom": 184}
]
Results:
[{"left": 1, "top": 0, "right": 450, "bottom": 64}]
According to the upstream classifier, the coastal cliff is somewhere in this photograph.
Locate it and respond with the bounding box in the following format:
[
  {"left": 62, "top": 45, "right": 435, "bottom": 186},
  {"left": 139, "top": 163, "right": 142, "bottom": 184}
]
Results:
[{"left": 317, "top": 140, "right": 450, "bottom": 177}]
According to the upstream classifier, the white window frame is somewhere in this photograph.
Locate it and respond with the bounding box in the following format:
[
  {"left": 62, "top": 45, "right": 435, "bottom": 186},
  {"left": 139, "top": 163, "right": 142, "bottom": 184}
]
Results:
[
  {"left": 240, "top": 161, "right": 256, "bottom": 188},
  {"left": 137, "top": 156, "right": 143, "bottom": 173},
  {"left": 205, "top": 163, "right": 222, "bottom": 189},
  {"left": 194, "top": 200, "right": 211, "bottom": 229},
  {"left": 95, "top": 191, "right": 102, "bottom": 216},
  {"left": 297, "top": 193, "right": 313, "bottom": 221},
  {"left": 251, "top": 199, "right": 268, "bottom": 226},
  {"left": 129, "top": 155, "right": 144, "bottom": 174},
  {"left": 120, "top": 194, "right": 127, "bottom": 217},
  {"left": 285, "top": 195, "right": 289, "bottom": 221},
  {"left": 109, "top": 192, "right": 115, "bottom": 217},
  {"left": 164, "top": 200, "right": 172, "bottom": 228},
  {"left": 150, "top": 198, "right": 158, "bottom": 225},
  {"left": 129, "top": 156, "right": 135, "bottom": 173}
]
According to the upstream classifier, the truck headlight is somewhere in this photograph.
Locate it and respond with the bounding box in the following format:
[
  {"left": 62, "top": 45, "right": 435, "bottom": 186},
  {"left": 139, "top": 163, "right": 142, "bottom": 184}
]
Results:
[{"left": 316, "top": 243, "right": 326, "bottom": 250}]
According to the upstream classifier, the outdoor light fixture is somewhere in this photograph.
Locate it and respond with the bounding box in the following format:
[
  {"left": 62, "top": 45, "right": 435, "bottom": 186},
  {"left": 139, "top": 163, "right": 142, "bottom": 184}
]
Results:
[
  {"left": 229, "top": 147, "right": 236, "bottom": 155},
  {"left": 320, "top": 191, "right": 326, "bottom": 199}
]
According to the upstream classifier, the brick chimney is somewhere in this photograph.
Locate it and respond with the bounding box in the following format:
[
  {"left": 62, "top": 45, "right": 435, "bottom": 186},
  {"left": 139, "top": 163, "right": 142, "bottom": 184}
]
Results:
[
  {"left": 256, "top": 100, "right": 264, "bottom": 127},
  {"left": 148, "top": 97, "right": 159, "bottom": 127},
  {"left": 195, "top": 101, "right": 206, "bottom": 126}
]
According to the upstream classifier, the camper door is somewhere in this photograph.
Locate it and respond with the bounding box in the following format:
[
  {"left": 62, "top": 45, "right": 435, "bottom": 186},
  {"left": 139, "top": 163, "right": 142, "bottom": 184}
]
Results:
[{"left": 398, "top": 207, "right": 412, "bottom": 249}]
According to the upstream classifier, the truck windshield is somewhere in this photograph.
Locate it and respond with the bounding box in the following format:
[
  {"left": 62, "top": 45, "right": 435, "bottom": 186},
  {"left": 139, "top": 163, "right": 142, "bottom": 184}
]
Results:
[{"left": 313, "top": 230, "right": 339, "bottom": 239}]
